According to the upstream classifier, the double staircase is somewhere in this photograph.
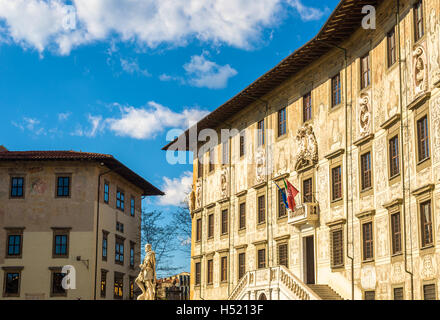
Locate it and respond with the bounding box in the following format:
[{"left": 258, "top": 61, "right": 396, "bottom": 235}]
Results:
[{"left": 228, "top": 265, "right": 344, "bottom": 300}]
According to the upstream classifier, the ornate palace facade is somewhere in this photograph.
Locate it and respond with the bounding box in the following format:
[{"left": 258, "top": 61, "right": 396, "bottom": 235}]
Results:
[{"left": 165, "top": 0, "right": 440, "bottom": 300}]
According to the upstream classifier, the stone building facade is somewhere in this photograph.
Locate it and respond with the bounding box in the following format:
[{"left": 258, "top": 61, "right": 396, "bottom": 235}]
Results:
[
  {"left": 165, "top": 0, "right": 440, "bottom": 300},
  {"left": 0, "top": 148, "right": 163, "bottom": 300}
]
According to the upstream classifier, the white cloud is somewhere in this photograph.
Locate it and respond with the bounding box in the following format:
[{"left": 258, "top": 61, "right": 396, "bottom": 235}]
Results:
[
  {"left": 120, "top": 57, "right": 151, "bottom": 76},
  {"left": 157, "top": 171, "right": 193, "bottom": 206},
  {"left": 106, "top": 102, "right": 208, "bottom": 139},
  {"left": 0, "top": 0, "right": 328, "bottom": 55},
  {"left": 58, "top": 112, "right": 71, "bottom": 121},
  {"left": 287, "top": 0, "right": 328, "bottom": 21},
  {"left": 183, "top": 51, "right": 237, "bottom": 89},
  {"left": 12, "top": 117, "right": 46, "bottom": 135},
  {"left": 71, "top": 114, "right": 103, "bottom": 137}
]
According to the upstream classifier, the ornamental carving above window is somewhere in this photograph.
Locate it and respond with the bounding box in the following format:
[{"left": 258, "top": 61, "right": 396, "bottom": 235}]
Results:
[{"left": 295, "top": 123, "right": 318, "bottom": 171}]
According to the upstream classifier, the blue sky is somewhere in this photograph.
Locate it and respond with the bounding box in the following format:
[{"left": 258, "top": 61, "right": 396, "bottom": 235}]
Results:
[{"left": 0, "top": 0, "right": 339, "bottom": 276}]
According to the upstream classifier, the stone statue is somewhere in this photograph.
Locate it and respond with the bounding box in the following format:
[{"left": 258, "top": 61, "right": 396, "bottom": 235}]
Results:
[
  {"left": 359, "top": 94, "right": 371, "bottom": 137},
  {"left": 295, "top": 123, "right": 318, "bottom": 171},
  {"left": 413, "top": 46, "right": 427, "bottom": 96},
  {"left": 136, "top": 244, "right": 156, "bottom": 300},
  {"left": 220, "top": 166, "right": 228, "bottom": 198}
]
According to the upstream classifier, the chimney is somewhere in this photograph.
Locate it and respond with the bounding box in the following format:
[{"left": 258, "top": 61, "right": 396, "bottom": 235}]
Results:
[{"left": 0, "top": 145, "right": 8, "bottom": 152}]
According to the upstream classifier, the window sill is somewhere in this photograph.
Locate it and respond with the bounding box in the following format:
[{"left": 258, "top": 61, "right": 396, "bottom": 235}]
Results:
[
  {"left": 277, "top": 215, "right": 288, "bottom": 222},
  {"left": 275, "top": 133, "right": 288, "bottom": 143},
  {"left": 5, "top": 255, "right": 22, "bottom": 259},
  {"left": 362, "top": 259, "right": 375, "bottom": 265},
  {"left": 360, "top": 84, "right": 371, "bottom": 94},
  {"left": 420, "top": 245, "right": 435, "bottom": 255},
  {"left": 52, "top": 255, "right": 69, "bottom": 259},
  {"left": 331, "top": 265, "right": 345, "bottom": 271}
]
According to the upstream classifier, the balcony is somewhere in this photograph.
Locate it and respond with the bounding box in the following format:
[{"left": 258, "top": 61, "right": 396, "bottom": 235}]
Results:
[{"left": 288, "top": 203, "right": 319, "bottom": 227}]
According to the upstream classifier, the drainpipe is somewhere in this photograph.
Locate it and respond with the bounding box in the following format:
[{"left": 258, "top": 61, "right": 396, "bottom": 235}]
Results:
[
  {"left": 396, "top": 0, "right": 414, "bottom": 300},
  {"left": 242, "top": 93, "right": 272, "bottom": 268},
  {"left": 316, "top": 39, "right": 354, "bottom": 300},
  {"left": 221, "top": 120, "right": 234, "bottom": 297},
  {"left": 94, "top": 166, "right": 114, "bottom": 300}
]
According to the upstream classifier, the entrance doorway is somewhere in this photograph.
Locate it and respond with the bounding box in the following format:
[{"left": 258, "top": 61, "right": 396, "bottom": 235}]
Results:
[{"left": 304, "top": 236, "right": 315, "bottom": 284}]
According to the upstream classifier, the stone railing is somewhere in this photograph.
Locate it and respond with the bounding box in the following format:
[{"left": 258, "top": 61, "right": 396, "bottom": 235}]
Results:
[
  {"left": 288, "top": 202, "right": 319, "bottom": 226},
  {"left": 228, "top": 273, "right": 249, "bottom": 300},
  {"left": 277, "top": 265, "right": 321, "bottom": 300},
  {"left": 228, "top": 266, "right": 320, "bottom": 300}
]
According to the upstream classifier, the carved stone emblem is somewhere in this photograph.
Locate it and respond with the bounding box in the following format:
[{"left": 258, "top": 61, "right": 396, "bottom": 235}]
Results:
[
  {"left": 196, "top": 178, "right": 202, "bottom": 208},
  {"left": 295, "top": 123, "right": 318, "bottom": 171},
  {"left": 421, "top": 255, "right": 436, "bottom": 279},
  {"left": 361, "top": 265, "right": 377, "bottom": 290},
  {"left": 359, "top": 93, "right": 371, "bottom": 137},
  {"left": 255, "top": 148, "right": 266, "bottom": 183},
  {"left": 413, "top": 46, "right": 428, "bottom": 96},
  {"left": 220, "top": 166, "right": 228, "bottom": 198},
  {"left": 188, "top": 188, "right": 195, "bottom": 212}
]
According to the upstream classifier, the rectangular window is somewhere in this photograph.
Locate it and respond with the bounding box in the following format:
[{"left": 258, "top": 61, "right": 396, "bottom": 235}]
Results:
[
  {"left": 362, "top": 222, "right": 374, "bottom": 261},
  {"left": 417, "top": 116, "right": 430, "bottom": 162},
  {"left": 129, "top": 277, "right": 135, "bottom": 300},
  {"left": 257, "top": 120, "right": 265, "bottom": 146},
  {"left": 114, "top": 273, "right": 123, "bottom": 300},
  {"left": 331, "top": 229, "right": 344, "bottom": 267},
  {"left": 364, "top": 291, "right": 375, "bottom": 300},
  {"left": 361, "top": 53, "right": 371, "bottom": 89},
  {"left": 53, "top": 229, "right": 69, "bottom": 258},
  {"left": 303, "top": 178, "right": 313, "bottom": 203},
  {"left": 102, "top": 232, "right": 108, "bottom": 261},
  {"left": 56, "top": 176, "right": 70, "bottom": 197},
  {"left": 10, "top": 177, "right": 24, "bottom": 198},
  {"left": 277, "top": 243, "right": 288, "bottom": 268},
  {"left": 391, "top": 212, "right": 402, "bottom": 255},
  {"left": 195, "top": 262, "right": 201, "bottom": 285},
  {"left": 278, "top": 188, "right": 287, "bottom": 218},
  {"left": 209, "top": 149, "right": 215, "bottom": 172},
  {"left": 116, "top": 190, "right": 125, "bottom": 211},
  {"left": 303, "top": 92, "right": 312, "bottom": 122},
  {"left": 115, "top": 237, "right": 124, "bottom": 264},
  {"left": 220, "top": 256, "right": 228, "bottom": 282},
  {"left": 3, "top": 271, "right": 20, "bottom": 297},
  {"left": 361, "top": 152, "right": 372, "bottom": 191},
  {"left": 208, "top": 214, "right": 214, "bottom": 239},
  {"left": 130, "top": 197, "right": 135, "bottom": 216},
  {"left": 257, "top": 195, "right": 265, "bottom": 224},
  {"left": 420, "top": 200, "right": 433, "bottom": 247},
  {"left": 221, "top": 209, "right": 228, "bottom": 235},
  {"left": 7, "top": 234, "right": 22, "bottom": 257},
  {"left": 278, "top": 107, "right": 287, "bottom": 137},
  {"left": 387, "top": 27, "right": 397, "bottom": 67},
  {"left": 100, "top": 270, "right": 107, "bottom": 298},
  {"left": 423, "top": 284, "right": 436, "bottom": 300},
  {"left": 393, "top": 287, "right": 404, "bottom": 300},
  {"left": 332, "top": 166, "right": 342, "bottom": 201},
  {"left": 238, "top": 253, "right": 246, "bottom": 280},
  {"left": 51, "top": 271, "right": 67, "bottom": 297},
  {"left": 257, "top": 249, "right": 266, "bottom": 269},
  {"left": 239, "top": 202, "right": 246, "bottom": 229},
  {"left": 389, "top": 135, "right": 400, "bottom": 177},
  {"left": 414, "top": 0, "right": 424, "bottom": 42},
  {"left": 116, "top": 222, "right": 124, "bottom": 233},
  {"left": 222, "top": 140, "right": 229, "bottom": 165},
  {"left": 104, "top": 182, "right": 109, "bottom": 203},
  {"left": 239, "top": 131, "right": 246, "bottom": 157},
  {"left": 207, "top": 259, "right": 213, "bottom": 284},
  {"left": 196, "top": 218, "right": 202, "bottom": 241},
  {"left": 331, "top": 73, "right": 341, "bottom": 107},
  {"left": 130, "top": 242, "right": 135, "bottom": 268}
]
